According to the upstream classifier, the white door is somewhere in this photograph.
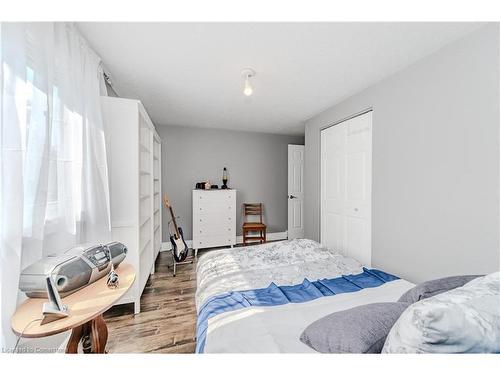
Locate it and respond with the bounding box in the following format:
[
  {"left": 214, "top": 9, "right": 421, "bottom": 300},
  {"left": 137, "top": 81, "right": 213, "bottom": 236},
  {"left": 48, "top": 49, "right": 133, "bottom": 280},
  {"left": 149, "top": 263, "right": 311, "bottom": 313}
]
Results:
[
  {"left": 288, "top": 145, "right": 304, "bottom": 239},
  {"left": 321, "top": 111, "right": 372, "bottom": 266}
]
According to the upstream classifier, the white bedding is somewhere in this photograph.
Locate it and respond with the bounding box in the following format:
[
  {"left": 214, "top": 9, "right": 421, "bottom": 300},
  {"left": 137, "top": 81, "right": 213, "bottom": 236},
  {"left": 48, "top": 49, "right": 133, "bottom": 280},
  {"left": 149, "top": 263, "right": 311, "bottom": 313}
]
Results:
[
  {"left": 196, "top": 239, "right": 363, "bottom": 309},
  {"left": 196, "top": 239, "right": 414, "bottom": 353},
  {"left": 204, "top": 279, "right": 414, "bottom": 353}
]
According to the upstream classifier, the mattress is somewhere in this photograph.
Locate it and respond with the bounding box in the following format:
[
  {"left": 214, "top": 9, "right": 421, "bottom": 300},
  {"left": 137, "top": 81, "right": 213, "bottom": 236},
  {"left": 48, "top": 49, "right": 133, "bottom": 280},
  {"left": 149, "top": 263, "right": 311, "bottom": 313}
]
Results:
[{"left": 195, "top": 239, "right": 414, "bottom": 353}]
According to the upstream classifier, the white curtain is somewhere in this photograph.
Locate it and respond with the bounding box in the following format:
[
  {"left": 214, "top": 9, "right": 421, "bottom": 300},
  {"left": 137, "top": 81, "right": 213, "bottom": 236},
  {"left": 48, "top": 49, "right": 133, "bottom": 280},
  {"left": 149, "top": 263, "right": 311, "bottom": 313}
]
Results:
[{"left": 0, "top": 23, "right": 111, "bottom": 350}]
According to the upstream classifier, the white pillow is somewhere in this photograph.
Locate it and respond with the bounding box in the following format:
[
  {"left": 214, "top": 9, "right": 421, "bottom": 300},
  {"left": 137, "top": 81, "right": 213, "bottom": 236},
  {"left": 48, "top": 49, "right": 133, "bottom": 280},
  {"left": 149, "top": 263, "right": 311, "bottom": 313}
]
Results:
[{"left": 382, "top": 272, "right": 500, "bottom": 353}]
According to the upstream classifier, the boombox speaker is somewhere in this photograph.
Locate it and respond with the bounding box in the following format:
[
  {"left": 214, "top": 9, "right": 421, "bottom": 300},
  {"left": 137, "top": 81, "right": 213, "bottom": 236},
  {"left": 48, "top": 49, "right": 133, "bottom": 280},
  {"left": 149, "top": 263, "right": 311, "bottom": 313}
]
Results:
[{"left": 19, "top": 242, "right": 127, "bottom": 298}]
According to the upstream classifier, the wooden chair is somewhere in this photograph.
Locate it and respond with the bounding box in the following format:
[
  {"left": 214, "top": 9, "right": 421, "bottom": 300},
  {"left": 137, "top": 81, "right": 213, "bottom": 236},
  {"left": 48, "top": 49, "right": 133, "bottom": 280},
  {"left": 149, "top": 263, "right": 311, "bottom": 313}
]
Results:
[{"left": 242, "top": 203, "right": 267, "bottom": 245}]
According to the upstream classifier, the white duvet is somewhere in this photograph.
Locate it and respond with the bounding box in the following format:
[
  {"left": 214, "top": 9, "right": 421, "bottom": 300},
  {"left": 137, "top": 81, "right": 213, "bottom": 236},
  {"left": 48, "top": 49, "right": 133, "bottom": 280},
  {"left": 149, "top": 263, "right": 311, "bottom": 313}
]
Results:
[
  {"left": 196, "top": 239, "right": 414, "bottom": 353},
  {"left": 196, "top": 239, "right": 364, "bottom": 309}
]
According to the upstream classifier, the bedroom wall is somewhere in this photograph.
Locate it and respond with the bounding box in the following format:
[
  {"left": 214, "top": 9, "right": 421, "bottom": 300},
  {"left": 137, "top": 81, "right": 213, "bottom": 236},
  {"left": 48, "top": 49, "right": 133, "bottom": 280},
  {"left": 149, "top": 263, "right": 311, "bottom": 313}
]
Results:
[
  {"left": 157, "top": 125, "right": 304, "bottom": 241},
  {"left": 304, "top": 24, "right": 500, "bottom": 283}
]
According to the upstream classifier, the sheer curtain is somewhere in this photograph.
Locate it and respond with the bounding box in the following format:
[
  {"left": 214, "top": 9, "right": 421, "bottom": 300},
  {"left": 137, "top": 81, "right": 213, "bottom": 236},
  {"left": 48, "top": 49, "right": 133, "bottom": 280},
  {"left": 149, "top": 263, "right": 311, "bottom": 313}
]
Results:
[{"left": 0, "top": 23, "right": 111, "bottom": 350}]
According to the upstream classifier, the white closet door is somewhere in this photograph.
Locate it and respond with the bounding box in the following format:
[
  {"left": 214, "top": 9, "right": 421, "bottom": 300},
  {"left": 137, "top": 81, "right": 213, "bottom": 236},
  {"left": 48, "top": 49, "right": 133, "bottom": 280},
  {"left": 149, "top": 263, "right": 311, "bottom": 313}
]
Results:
[{"left": 321, "top": 111, "right": 372, "bottom": 266}]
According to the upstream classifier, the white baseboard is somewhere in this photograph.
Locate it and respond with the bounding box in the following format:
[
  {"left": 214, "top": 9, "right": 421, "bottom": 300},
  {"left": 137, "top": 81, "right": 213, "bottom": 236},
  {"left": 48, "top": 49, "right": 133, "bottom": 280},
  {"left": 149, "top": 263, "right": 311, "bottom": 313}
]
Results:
[{"left": 161, "top": 231, "right": 288, "bottom": 252}]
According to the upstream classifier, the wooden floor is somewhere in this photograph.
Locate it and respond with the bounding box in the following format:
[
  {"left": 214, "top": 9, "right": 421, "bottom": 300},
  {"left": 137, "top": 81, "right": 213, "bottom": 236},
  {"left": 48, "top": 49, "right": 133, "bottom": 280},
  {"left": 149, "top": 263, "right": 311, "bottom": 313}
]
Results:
[
  {"left": 105, "top": 241, "right": 277, "bottom": 353},
  {"left": 104, "top": 250, "right": 198, "bottom": 353}
]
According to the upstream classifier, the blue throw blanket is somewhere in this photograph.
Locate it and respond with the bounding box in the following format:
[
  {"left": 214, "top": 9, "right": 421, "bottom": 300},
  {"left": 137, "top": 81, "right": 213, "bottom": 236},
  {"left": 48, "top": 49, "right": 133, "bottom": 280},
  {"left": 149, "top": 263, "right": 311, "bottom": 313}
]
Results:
[{"left": 196, "top": 267, "right": 399, "bottom": 353}]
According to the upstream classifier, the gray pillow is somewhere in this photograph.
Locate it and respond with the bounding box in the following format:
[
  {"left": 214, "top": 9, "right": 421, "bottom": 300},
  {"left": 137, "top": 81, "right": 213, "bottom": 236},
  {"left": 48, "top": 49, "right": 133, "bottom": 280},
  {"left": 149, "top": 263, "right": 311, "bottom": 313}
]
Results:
[
  {"left": 300, "top": 302, "right": 410, "bottom": 353},
  {"left": 398, "top": 275, "right": 482, "bottom": 304}
]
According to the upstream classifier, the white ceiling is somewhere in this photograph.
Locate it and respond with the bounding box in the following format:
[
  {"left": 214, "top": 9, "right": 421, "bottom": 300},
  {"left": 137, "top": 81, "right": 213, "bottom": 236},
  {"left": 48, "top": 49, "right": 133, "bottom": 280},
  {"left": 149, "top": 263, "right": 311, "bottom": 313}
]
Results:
[{"left": 78, "top": 22, "right": 482, "bottom": 135}]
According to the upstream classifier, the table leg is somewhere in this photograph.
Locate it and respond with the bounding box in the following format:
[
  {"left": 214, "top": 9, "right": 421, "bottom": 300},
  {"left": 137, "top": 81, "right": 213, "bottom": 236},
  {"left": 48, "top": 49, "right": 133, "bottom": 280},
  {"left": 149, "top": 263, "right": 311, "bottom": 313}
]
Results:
[
  {"left": 90, "top": 314, "right": 108, "bottom": 353},
  {"left": 66, "top": 325, "right": 83, "bottom": 353},
  {"left": 65, "top": 314, "right": 108, "bottom": 354}
]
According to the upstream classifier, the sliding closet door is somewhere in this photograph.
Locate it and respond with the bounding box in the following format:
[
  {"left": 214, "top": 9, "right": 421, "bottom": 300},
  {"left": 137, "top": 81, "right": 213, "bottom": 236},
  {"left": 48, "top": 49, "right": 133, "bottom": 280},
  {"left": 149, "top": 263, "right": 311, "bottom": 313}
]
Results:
[{"left": 321, "top": 111, "right": 372, "bottom": 266}]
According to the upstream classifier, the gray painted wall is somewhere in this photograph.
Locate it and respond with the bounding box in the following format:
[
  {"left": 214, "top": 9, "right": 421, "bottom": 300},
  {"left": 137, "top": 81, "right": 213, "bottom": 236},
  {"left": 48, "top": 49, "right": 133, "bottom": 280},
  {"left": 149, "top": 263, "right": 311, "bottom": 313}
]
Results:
[
  {"left": 157, "top": 125, "right": 304, "bottom": 241},
  {"left": 304, "top": 24, "right": 500, "bottom": 283}
]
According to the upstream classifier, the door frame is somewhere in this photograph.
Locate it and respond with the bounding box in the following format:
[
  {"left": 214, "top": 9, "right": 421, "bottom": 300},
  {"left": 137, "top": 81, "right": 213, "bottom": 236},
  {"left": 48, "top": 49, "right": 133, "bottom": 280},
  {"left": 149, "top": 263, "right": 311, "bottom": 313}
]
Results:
[{"left": 319, "top": 107, "right": 373, "bottom": 244}]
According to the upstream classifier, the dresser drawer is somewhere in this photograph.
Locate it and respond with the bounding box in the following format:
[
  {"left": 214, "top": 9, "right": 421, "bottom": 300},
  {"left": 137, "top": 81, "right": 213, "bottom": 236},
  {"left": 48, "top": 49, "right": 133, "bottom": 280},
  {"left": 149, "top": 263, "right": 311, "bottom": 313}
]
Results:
[
  {"left": 195, "top": 200, "right": 234, "bottom": 212},
  {"left": 194, "top": 191, "right": 235, "bottom": 201},
  {"left": 193, "top": 221, "right": 234, "bottom": 236},
  {"left": 193, "top": 234, "right": 235, "bottom": 249},
  {"left": 195, "top": 214, "right": 233, "bottom": 225}
]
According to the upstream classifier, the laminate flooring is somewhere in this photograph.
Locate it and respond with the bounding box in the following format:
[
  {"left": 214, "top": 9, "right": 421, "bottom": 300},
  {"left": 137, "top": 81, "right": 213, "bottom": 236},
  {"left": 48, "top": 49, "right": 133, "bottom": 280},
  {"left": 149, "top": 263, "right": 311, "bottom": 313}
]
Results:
[{"left": 104, "top": 250, "right": 198, "bottom": 353}]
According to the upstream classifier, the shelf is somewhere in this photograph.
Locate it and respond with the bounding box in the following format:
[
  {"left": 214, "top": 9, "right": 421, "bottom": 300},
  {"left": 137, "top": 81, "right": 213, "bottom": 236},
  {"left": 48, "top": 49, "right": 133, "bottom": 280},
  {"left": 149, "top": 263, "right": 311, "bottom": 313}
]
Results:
[
  {"left": 140, "top": 194, "right": 149, "bottom": 200},
  {"left": 139, "top": 143, "right": 150, "bottom": 153},
  {"left": 154, "top": 225, "right": 160, "bottom": 232},
  {"left": 154, "top": 208, "right": 160, "bottom": 214},
  {"left": 139, "top": 170, "right": 150, "bottom": 176},
  {"left": 153, "top": 156, "right": 159, "bottom": 161},
  {"left": 154, "top": 178, "right": 160, "bottom": 181},
  {"left": 140, "top": 216, "right": 151, "bottom": 227}
]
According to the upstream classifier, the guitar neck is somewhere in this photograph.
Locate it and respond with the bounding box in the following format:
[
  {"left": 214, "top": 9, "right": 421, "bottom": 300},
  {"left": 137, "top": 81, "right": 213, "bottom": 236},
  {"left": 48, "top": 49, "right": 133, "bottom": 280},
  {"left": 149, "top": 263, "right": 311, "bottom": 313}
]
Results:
[{"left": 169, "top": 206, "right": 181, "bottom": 238}]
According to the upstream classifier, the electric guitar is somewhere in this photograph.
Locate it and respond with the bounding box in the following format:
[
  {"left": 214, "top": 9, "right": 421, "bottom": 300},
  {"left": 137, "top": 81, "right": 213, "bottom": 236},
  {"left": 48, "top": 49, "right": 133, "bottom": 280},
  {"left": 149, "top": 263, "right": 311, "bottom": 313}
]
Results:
[{"left": 163, "top": 194, "right": 189, "bottom": 263}]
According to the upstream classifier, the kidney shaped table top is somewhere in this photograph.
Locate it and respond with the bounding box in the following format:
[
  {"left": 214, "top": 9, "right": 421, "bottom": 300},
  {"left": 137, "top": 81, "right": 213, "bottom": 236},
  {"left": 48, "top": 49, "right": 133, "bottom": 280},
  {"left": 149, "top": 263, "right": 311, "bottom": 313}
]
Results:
[{"left": 11, "top": 263, "right": 135, "bottom": 353}]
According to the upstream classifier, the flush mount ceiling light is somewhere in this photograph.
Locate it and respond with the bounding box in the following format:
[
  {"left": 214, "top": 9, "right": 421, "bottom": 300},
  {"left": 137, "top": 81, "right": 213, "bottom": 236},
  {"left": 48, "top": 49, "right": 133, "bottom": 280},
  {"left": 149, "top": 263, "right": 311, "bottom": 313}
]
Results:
[{"left": 241, "top": 68, "right": 256, "bottom": 96}]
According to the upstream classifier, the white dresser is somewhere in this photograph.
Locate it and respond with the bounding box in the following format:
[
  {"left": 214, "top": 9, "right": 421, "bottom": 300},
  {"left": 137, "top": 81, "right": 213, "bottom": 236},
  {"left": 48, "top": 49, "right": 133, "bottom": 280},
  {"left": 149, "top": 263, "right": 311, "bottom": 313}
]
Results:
[{"left": 192, "top": 190, "right": 236, "bottom": 256}]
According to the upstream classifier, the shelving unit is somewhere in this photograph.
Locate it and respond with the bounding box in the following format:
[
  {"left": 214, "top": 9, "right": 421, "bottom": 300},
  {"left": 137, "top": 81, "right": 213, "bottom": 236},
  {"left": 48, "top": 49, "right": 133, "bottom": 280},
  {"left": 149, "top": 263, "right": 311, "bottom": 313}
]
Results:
[{"left": 101, "top": 96, "right": 162, "bottom": 314}]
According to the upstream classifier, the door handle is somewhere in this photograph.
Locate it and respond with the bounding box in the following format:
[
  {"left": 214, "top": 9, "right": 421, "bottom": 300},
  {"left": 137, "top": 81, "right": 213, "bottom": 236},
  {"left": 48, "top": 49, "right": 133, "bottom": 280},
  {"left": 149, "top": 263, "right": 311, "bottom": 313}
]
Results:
[{"left": 288, "top": 195, "right": 297, "bottom": 199}]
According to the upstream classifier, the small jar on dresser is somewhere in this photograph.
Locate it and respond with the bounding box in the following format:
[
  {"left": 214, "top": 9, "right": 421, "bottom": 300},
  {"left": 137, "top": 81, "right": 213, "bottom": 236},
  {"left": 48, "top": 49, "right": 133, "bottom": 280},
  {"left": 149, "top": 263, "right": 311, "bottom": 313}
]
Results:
[{"left": 192, "top": 189, "right": 236, "bottom": 256}]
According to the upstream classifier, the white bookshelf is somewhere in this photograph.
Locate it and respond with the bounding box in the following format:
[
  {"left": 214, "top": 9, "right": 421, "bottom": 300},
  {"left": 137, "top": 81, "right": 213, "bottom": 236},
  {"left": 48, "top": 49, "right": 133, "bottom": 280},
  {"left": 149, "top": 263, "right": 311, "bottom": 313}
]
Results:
[{"left": 101, "top": 96, "right": 162, "bottom": 314}]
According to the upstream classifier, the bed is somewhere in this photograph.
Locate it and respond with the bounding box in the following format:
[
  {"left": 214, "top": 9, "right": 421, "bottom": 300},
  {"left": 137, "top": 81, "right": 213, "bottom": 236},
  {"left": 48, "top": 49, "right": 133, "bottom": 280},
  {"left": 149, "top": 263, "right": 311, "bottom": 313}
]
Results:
[{"left": 195, "top": 239, "right": 415, "bottom": 353}]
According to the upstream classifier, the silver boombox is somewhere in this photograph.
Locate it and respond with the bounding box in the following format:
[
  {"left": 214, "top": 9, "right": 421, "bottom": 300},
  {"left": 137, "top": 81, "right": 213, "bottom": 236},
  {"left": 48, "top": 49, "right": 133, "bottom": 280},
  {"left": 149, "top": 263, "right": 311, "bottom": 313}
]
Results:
[{"left": 19, "top": 242, "right": 127, "bottom": 298}]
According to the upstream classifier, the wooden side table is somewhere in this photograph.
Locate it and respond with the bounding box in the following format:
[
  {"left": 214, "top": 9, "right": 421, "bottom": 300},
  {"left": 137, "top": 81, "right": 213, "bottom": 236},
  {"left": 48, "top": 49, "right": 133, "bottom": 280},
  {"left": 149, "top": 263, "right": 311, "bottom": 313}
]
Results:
[{"left": 11, "top": 263, "right": 135, "bottom": 354}]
